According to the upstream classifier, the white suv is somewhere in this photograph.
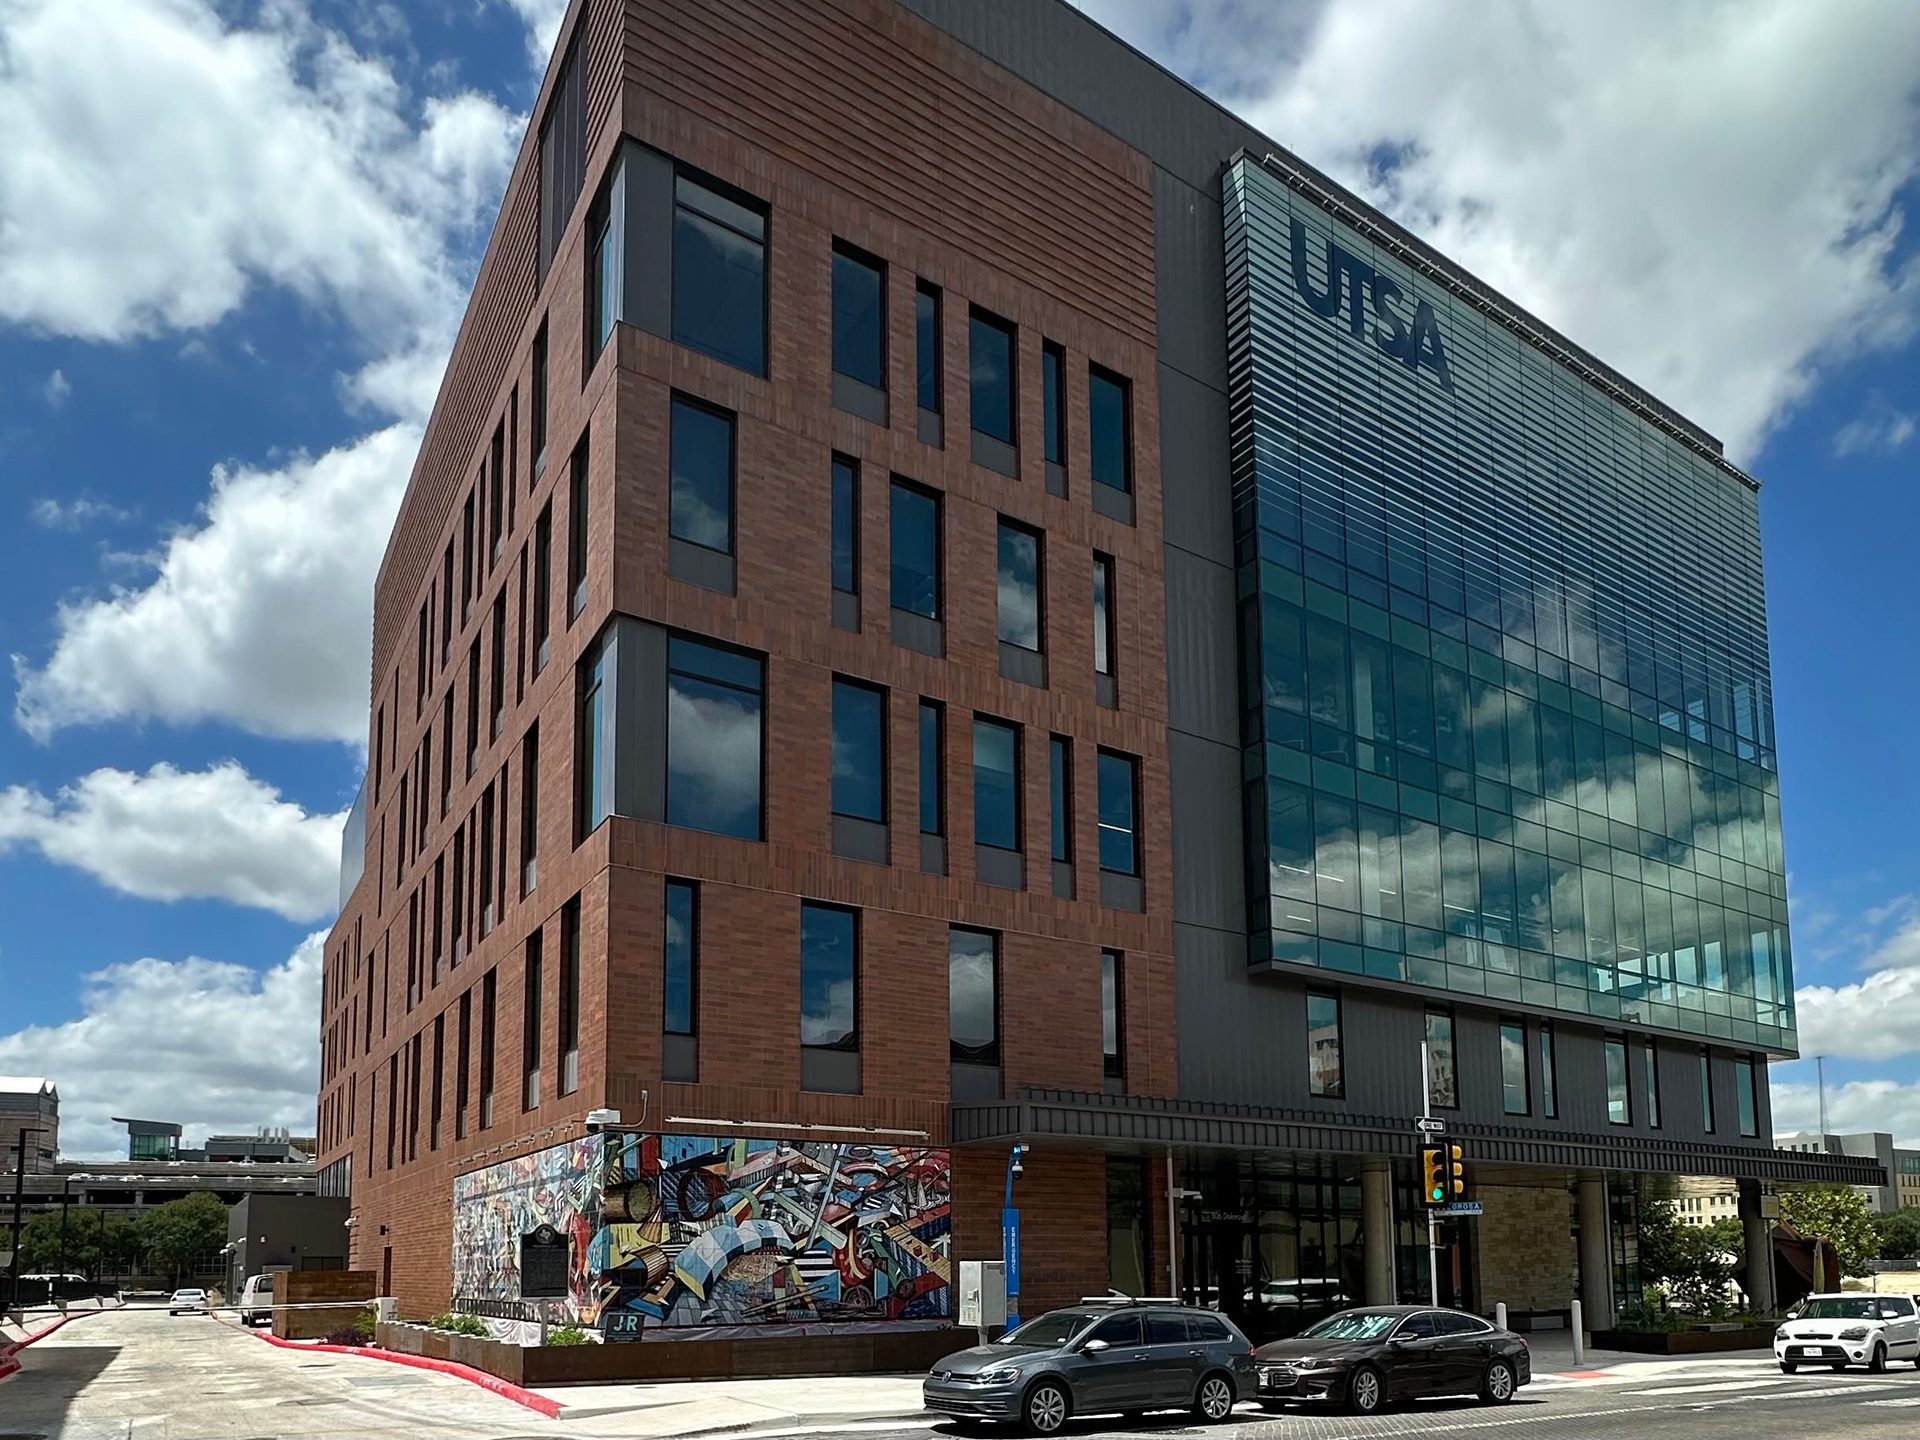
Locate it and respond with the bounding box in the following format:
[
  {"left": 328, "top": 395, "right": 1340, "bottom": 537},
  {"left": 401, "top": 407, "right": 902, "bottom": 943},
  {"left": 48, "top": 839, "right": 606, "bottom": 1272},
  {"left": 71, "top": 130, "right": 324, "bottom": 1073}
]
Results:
[{"left": 1775, "top": 1293, "right": 1920, "bottom": 1373}]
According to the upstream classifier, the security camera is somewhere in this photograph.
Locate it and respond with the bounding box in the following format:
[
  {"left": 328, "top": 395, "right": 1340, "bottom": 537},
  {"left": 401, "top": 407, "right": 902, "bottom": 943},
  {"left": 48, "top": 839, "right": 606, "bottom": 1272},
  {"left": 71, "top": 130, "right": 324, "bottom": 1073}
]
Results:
[{"left": 585, "top": 1108, "right": 622, "bottom": 1134}]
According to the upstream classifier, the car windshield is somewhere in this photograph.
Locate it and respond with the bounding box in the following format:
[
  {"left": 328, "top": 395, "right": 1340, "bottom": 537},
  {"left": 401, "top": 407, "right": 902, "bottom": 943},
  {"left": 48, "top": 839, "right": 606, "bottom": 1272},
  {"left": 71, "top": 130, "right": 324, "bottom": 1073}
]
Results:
[
  {"left": 258, "top": 1276, "right": 273, "bottom": 1291},
  {"left": 1300, "top": 1311, "right": 1400, "bottom": 1341},
  {"left": 1796, "top": 1298, "right": 1880, "bottom": 1320},
  {"left": 996, "top": 1311, "right": 1097, "bottom": 1346}
]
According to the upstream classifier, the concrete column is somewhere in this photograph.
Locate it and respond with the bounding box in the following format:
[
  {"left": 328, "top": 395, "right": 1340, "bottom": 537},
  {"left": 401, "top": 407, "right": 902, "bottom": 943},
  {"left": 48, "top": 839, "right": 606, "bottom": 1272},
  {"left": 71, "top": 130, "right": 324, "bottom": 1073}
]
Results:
[
  {"left": 1576, "top": 1175, "right": 1614, "bottom": 1332},
  {"left": 1738, "top": 1179, "right": 1776, "bottom": 1316},
  {"left": 1361, "top": 1161, "right": 1396, "bottom": 1305}
]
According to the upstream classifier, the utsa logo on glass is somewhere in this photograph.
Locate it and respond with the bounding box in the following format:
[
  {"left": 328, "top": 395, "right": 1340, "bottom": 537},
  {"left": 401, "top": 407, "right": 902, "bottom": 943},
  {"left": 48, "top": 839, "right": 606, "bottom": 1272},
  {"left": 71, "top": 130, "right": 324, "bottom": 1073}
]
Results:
[{"left": 1288, "top": 215, "right": 1454, "bottom": 392}]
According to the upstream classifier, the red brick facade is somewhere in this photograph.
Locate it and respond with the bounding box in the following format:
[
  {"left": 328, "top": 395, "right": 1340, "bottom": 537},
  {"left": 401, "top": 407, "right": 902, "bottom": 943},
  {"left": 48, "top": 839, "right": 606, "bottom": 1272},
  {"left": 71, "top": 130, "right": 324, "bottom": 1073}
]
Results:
[{"left": 317, "top": 0, "right": 1172, "bottom": 1322}]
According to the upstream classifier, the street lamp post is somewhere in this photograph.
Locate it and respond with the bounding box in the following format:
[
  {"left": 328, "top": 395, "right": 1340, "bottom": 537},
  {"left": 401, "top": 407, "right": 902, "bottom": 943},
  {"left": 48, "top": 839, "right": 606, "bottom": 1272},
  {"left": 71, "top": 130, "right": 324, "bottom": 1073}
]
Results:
[
  {"left": 8, "top": 1125, "right": 45, "bottom": 1290},
  {"left": 57, "top": 1174, "right": 72, "bottom": 1278}
]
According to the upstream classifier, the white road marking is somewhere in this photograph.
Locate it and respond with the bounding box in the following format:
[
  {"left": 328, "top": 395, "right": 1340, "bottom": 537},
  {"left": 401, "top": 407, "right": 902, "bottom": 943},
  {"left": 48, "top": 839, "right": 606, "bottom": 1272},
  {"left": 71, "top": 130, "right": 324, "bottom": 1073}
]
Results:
[
  {"left": 1865, "top": 1396, "right": 1920, "bottom": 1407},
  {"left": 1626, "top": 1378, "right": 1800, "bottom": 1395}
]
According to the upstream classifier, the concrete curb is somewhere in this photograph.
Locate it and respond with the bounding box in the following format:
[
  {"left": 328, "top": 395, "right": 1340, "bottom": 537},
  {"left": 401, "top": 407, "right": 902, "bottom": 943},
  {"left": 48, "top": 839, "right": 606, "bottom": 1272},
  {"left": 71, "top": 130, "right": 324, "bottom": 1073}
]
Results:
[
  {"left": 209, "top": 1312, "right": 562, "bottom": 1418},
  {"left": 0, "top": 1307, "right": 106, "bottom": 1382}
]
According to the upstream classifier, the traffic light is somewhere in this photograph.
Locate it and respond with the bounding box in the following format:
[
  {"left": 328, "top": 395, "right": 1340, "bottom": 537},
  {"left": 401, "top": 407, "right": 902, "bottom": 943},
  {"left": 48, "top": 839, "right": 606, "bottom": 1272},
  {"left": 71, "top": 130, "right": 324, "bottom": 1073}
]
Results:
[
  {"left": 1419, "top": 1143, "right": 1447, "bottom": 1206},
  {"left": 1448, "top": 1143, "right": 1465, "bottom": 1199}
]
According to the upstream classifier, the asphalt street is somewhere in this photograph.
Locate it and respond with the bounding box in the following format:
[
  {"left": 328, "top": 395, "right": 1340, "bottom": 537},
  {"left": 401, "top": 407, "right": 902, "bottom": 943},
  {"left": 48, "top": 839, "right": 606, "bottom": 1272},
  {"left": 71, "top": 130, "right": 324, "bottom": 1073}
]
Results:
[{"left": 7, "top": 1307, "right": 1920, "bottom": 1440}]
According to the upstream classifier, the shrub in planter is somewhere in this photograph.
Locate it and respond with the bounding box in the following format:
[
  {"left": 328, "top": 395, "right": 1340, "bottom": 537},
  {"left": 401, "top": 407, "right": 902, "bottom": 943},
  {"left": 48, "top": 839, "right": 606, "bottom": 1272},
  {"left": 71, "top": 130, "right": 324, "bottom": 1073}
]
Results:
[
  {"left": 545, "top": 1325, "right": 590, "bottom": 1346},
  {"left": 352, "top": 1309, "right": 377, "bottom": 1342},
  {"left": 324, "top": 1327, "right": 366, "bottom": 1346},
  {"left": 428, "top": 1312, "right": 489, "bottom": 1336}
]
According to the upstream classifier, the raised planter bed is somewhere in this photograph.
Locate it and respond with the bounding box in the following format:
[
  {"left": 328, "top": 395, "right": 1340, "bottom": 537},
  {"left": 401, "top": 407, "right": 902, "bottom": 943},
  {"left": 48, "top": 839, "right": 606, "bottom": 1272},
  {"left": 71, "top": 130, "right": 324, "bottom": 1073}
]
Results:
[{"left": 1592, "top": 1325, "right": 1775, "bottom": 1354}]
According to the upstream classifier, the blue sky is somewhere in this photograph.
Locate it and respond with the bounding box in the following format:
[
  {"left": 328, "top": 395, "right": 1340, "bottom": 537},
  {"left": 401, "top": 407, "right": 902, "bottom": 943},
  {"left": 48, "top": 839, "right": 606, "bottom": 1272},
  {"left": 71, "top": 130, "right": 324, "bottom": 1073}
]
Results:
[{"left": 2, "top": 0, "right": 1918, "bottom": 1156}]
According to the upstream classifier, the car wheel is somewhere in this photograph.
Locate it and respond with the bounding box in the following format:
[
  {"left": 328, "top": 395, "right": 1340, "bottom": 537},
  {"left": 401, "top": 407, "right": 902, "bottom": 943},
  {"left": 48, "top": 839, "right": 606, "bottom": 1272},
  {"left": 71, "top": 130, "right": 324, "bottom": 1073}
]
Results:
[
  {"left": 1869, "top": 1343, "right": 1888, "bottom": 1374},
  {"left": 1345, "top": 1364, "right": 1385, "bottom": 1415},
  {"left": 1779, "top": 1361, "right": 1797, "bottom": 1374},
  {"left": 1193, "top": 1372, "right": 1236, "bottom": 1423},
  {"left": 1021, "top": 1380, "right": 1071, "bottom": 1436},
  {"left": 1480, "top": 1359, "right": 1516, "bottom": 1405}
]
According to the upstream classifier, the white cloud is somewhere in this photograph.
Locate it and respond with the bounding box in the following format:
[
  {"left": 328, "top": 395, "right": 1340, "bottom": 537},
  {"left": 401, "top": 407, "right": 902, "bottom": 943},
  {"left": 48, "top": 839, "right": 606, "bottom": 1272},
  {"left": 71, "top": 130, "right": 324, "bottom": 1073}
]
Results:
[
  {"left": 14, "top": 423, "right": 420, "bottom": 744},
  {"left": 1771, "top": 1076, "right": 1920, "bottom": 1150},
  {"left": 1090, "top": 0, "right": 1920, "bottom": 460},
  {"left": 0, "top": 761, "right": 345, "bottom": 920},
  {"left": 42, "top": 368, "right": 69, "bottom": 407},
  {"left": 1833, "top": 400, "right": 1917, "bottom": 458},
  {"left": 503, "top": 0, "right": 570, "bottom": 72},
  {"left": 0, "top": 0, "right": 516, "bottom": 372},
  {"left": 0, "top": 934, "right": 322, "bottom": 1161},
  {"left": 1787, "top": 895, "right": 1920, "bottom": 1061},
  {"left": 29, "top": 495, "right": 135, "bottom": 531}
]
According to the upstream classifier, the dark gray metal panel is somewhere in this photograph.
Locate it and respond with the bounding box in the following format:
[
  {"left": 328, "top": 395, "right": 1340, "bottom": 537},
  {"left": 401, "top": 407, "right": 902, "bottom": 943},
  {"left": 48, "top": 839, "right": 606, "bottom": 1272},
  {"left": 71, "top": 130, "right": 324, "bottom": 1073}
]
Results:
[
  {"left": 668, "top": 538, "right": 735, "bottom": 593},
  {"left": 623, "top": 142, "right": 672, "bottom": 342},
  {"left": 1159, "top": 365, "right": 1233, "bottom": 566},
  {"left": 662, "top": 1033, "right": 697, "bottom": 1083},
  {"left": 611, "top": 616, "right": 666, "bottom": 823},
  {"left": 976, "top": 844, "right": 1025, "bottom": 891},
  {"left": 891, "top": 609, "right": 944, "bottom": 657},
  {"left": 1090, "top": 481, "right": 1134, "bottom": 525},
  {"left": 1168, "top": 734, "right": 1242, "bottom": 931},
  {"left": 832, "top": 815, "right": 889, "bottom": 864},
  {"left": 998, "top": 642, "right": 1047, "bottom": 688},
  {"left": 1163, "top": 547, "right": 1236, "bottom": 743},
  {"left": 833, "top": 372, "right": 889, "bottom": 426},
  {"left": 801, "top": 1048, "right": 860, "bottom": 1095},
  {"left": 1172, "top": 921, "right": 1263, "bottom": 1100},
  {"left": 1099, "top": 870, "right": 1143, "bottom": 912},
  {"left": 1154, "top": 168, "right": 1230, "bottom": 391},
  {"left": 971, "top": 429, "right": 1018, "bottom": 476}
]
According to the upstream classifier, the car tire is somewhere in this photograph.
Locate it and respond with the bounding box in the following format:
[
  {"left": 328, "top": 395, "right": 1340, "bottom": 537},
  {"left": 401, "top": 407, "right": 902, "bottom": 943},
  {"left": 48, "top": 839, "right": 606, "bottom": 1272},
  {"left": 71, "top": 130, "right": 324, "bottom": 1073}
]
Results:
[
  {"left": 1193, "top": 1371, "right": 1236, "bottom": 1423},
  {"left": 1021, "top": 1379, "right": 1071, "bottom": 1437},
  {"left": 1344, "top": 1364, "right": 1385, "bottom": 1415},
  {"left": 1480, "top": 1358, "right": 1517, "bottom": 1405},
  {"left": 1869, "top": 1343, "right": 1888, "bottom": 1374},
  {"left": 1779, "top": 1361, "right": 1797, "bottom": 1374}
]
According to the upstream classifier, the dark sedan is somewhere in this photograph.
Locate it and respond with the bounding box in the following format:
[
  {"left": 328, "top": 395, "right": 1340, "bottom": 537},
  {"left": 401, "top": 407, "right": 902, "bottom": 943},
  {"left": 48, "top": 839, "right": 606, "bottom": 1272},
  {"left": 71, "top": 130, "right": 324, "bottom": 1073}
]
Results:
[{"left": 1253, "top": 1305, "right": 1530, "bottom": 1414}]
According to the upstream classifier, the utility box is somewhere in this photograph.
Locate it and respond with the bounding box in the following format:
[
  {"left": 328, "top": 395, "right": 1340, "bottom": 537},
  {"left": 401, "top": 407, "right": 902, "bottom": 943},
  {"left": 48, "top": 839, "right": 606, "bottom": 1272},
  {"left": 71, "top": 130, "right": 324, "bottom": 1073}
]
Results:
[{"left": 959, "top": 1260, "right": 1007, "bottom": 1330}]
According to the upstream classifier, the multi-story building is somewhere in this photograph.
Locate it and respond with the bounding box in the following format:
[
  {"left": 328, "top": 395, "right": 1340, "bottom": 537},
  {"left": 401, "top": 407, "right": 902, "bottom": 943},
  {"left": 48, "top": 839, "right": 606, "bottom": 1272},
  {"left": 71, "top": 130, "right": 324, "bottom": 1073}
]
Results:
[
  {"left": 2, "top": 1077, "right": 59, "bottom": 1177},
  {"left": 1777, "top": 1132, "right": 1915, "bottom": 1214},
  {"left": 315, "top": 0, "right": 1880, "bottom": 1356}
]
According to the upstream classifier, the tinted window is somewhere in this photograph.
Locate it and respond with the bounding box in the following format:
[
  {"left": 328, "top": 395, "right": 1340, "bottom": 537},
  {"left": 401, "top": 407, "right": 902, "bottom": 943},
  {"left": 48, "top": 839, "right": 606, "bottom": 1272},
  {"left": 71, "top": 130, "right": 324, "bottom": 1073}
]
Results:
[
  {"left": 666, "top": 636, "right": 763, "bottom": 839},
  {"left": 673, "top": 174, "right": 766, "bottom": 375},
  {"left": 996, "top": 521, "right": 1041, "bottom": 650},
  {"left": 974, "top": 718, "right": 1020, "bottom": 850},
  {"left": 1606, "top": 1038, "right": 1631, "bottom": 1124},
  {"left": 1146, "top": 1313, "right": 1187, "bottom": 1345},
  {"left": 1089, "top": 1313, "right": 1142, "bottom": 1347},
  {"left": 919, "top": 701, "right": 943, "bottom": 835},
  {"left": 949, "top": 928, "right": 998, "bottom": 1064},
  {"left": 1436, "top": 1312, "right": 1490, "bottom": 1335},
  {"left": 1308, "top": 990, "right": 1343, "bottom": 1098},
  {"left": 664, "top": 880, "right": 695, "bottom": 1035},
  {"left": 577, "top": 640, "right": 607, "bottom": 836},
  {"left": 670, "top": 397, "right": 734, "bottom": 554},
  {"left": 1093, "top": 554, "right": 1115, "bottom": 676},
  {"left": 1395, "top": 1312, "right": 1438, "bottom": 1339},
  {"left": 916, "top": 284, "right": 941, "bottom": 413},
  {"left": 1735, "top": 1055, "right": 1758, "bottom": 1136},
  {"left": 1302, "top": 1311, "right": 1395, "bottom": 1340},
  {"left": 1189, "top": 1314, "right": 1231, "bottom": 1341},
  {"left": 1101, "top": 950, "right": 1123, "bottom": 1081},
  {"left": 1089, "top": 366, "right": 1129, "bottom": 492},
  {"left": 970, "top": 310, "right": 1015, "bottom": 443},
  {"left": 1001, "top": 1311, "right": 1096, "bottom": 1346},
  {"left": 889, "top": 482, "right": 940, "bottom": 618},
  {"left": 1042, "top": 342, "right": 1065, "bottom": 464},
  {"left": 1097, "top": 750, "right": 1138, "bottom": 874},
  {"left": 799, "top": 904, "right": 857, "bottom": 1050},
  {"left": 832, "top": 245, "right": 885, "bottom": 389},
  {"left": 1049, "top": 736, "right": 1071, "bottom": 862},
  {"left": 831, "top": 456, "right": 858, "bottom": 595},
  {"left": 831, "top": 680, "right": 885, "bottom": 823},
  {"left": 1427, "top": 1010, "right": 1457, "bottom": 1107},
  {"left": 1501, "top": 1020, "right": 1528, "bottom": 1115}
]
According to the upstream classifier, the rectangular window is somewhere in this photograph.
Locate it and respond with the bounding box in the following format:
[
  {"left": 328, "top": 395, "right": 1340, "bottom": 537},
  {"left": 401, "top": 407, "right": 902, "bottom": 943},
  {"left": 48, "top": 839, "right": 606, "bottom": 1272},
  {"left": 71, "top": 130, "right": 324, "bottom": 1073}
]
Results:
[
  {"left": 1101, "top": 949, "right": 1124, "bottom": 1084},
  {"left": 664, "top": 880, "right": 696, "bottom": 1036},
  {"left": 478, "top": 967, "right": 496, "bottom": 1126},
  {"left": 455, "top": 990, "right": 471, "bottom": 1140},
  {"left": 536, "top": 21, "right": 584, "bottom": 279},
  {"left": 461, "top": 492, "right": 475, "bottom": 616},
  {"left": 1500, "top": 1020, "right": 1529, "bottom": 1115},
  {"left": 996, "top": 519, "right": 1042, "bottom": 652},
  {"left": 489, "top": 596, "right": 506, "bottom": 737},
  {"left": 1606, "top": 1037, "right": 1631, "bottom": 1125},
  {"left": 415, "top": 605, "right": 428, "bottom": 713},
  {"left": 587, "top": 182, "right": 618, "bottom": 369},
  {"left": 1089, "top": 365, "right": 1132, "bottom": 493},
  {"left": 831, "top": 241, "right": 885, "bottom": 391},
  {"left": 441, "top": 544, "right": 454, "bottom": 663},
  {"left": 1049, "top": 735, "right": 1071, "bottom": 863},
  {"left": 831, "top": 455, "right": 859, "bottom": 596},
  {"left": 522, "top": 932, "right": 542, "bottom": 1111},
  {"left": 1541, "top": 1023, "right": 1558, "bottom": 1118},
  {"left": 532, "top": 503, "right": 552, "bottom": 670},
  {"left": 1736, "top": 1055, "right": 1759, "bottom": 1137},
  {"left": 440, "top": 693, "right": 454, "bottom": 814},
  {"left": 1307, "top": 990, "right": 1343, "bottom": 1098},
  {"left": 478, "top": 786, "right": 495, "bottom": 931},
  {"left": 465, "top": 637, "right": 480, "bottom": 775},
  {"left": 1093, "top": 553, "right": 1116, "bottom": 677},
  {"left": 558, "top": 897, "right": 580, "bottom": 1095},
  {"left": 667, "top": 635, "right": 764, "bottom": 839},
  {"left": 1041, "top": 341, "right": 1065, "bottom": 466},
  {"left": 1644, "top": 1041, "right": 1661, "bottom": 1129},
  {"left": 915, "top": 282, "right": 941, "bottom": 415},
  {"left": 577, "top": 640, "right": 607, "bottom": 839},
  {"left": 490, "top": 422, "right": 505, "bottom": 560},
  {"left": 889, "top": 479, "right": 941, "bottom": 619},
  {"left": 918, "top": 700, "right": 943, "bottom": 836},
  {"left": 1426, "top": 1009, "right": 1457, "bottom": 1107},
  {"left": 800, "top": 902, "right": 858, "bottom": 1052},
  {"left": 567, "top": 435, "right": 589, "bottom": 619},
  {"left": 520, "top": 723, "right": 539, "bottom": 893},
  {"left": 973, "top": 717, "right": 1020, "bottom": 851},
  {"left": 673, "top": 170, "right": 767, "bottom": 375},
  {"left": 531, "top": 320, "right": 549, "bottom": 471},
  {"left": 1097, "top": 749, "right": 1139, "bottom": 875},
  {"left": 430, "top": 1015, "right": 443, "bottom": 1150},
  {"left": 969, "top": 308, "right": 1016, "bottom": 444},
  {"left": 831, "top": 679, "right": 886, "bottom": 823},
  {"left": 949, "top": 927, "right": 999, "bottom": 1064},
  {"left": 1699, "top": 1050, "right": 1715, "bottom": 1133},
  {"left": 669, "top": 393, "right": 735, "bottom": 557}
]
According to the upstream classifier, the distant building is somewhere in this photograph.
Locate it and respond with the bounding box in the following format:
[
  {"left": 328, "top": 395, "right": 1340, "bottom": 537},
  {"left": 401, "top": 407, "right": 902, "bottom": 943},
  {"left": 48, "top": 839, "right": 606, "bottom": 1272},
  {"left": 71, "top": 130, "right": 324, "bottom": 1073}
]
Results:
[
  {"left": 1, "top": 1077, "right": 60, "bottom": 1175},
  {"left": 113, "top": 1117, "right": 182, "bottom": 1163},
  {"left": 1776, "top": 1132, "right": 1912, "bottom": 1214}
]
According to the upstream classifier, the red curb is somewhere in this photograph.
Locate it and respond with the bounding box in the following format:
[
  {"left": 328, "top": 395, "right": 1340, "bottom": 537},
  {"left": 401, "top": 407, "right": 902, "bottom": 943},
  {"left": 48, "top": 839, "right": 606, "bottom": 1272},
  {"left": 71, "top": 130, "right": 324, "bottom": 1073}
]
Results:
[
  {"left": 209, "top": 1312, "right": 561, "bottom": 1418},
  {"left": 0, "top": 1307, "right": 106, "bottom": 1380}
]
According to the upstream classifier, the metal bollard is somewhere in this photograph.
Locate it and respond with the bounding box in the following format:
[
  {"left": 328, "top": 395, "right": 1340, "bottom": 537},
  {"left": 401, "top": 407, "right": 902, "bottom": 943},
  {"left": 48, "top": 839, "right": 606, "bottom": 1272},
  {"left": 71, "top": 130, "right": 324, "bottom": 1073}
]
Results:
[
  {"left": 1495, "top": 1301, "right": 1507, "bottom": 1331},
  {"left": 1570, "top": 1299, "right": 1584, "bottom": 1367}
]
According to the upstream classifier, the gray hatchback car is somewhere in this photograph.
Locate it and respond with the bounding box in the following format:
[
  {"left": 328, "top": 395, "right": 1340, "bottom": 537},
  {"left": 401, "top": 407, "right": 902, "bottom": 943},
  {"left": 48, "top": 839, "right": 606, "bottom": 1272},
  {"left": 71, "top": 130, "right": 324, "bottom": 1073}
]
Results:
[{"left": 924, "top": 1303, "right": 1257, "bottom": 1434}]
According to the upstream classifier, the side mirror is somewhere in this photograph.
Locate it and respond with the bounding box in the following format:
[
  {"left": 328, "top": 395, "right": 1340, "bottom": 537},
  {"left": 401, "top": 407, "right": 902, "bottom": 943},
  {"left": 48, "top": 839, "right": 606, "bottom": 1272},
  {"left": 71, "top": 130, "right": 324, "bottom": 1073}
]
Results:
[{"left": 1082, "top": 1338, "right": 1110, "bottom": 1354}]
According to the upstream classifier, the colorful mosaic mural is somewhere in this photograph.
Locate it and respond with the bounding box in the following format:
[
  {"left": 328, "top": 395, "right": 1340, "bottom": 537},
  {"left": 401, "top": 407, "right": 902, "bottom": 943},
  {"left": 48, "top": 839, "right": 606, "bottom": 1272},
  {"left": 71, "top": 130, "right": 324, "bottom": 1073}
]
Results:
[{"left": 451, "top": 1133, "right": 952, "bottom": 1338}]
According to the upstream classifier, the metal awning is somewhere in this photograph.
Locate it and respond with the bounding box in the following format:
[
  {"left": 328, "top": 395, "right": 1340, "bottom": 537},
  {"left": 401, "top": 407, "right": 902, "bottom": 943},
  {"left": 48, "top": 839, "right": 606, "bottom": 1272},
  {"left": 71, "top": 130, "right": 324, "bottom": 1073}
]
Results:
[{"left": 952, "top": 1089, "right": 1888, "bottom": 1187}]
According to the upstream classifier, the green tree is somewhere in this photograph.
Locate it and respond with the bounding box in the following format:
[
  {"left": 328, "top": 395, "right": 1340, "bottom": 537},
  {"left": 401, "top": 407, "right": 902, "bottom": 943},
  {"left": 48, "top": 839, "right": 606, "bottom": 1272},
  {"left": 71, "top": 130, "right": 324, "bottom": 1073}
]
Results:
[
  {"left": 138, "top": 1193, "right": 230, "bottom": 1283},
  {"left": 1702, "top": 1217, "right": 1746, "bottom": 1258},
  {"left": 1871, "top": 1207, "right": 1920, "bottom": 1264},
  {"left": 1779, "top": 1186, "right": 1878, "bottom": 1279},
  {"left": 1638, "top": 1199, "right": 1735, "bottom": 1312},
  {"left": 15, "top": 1207, "right": 143, "bottom": 1279}
]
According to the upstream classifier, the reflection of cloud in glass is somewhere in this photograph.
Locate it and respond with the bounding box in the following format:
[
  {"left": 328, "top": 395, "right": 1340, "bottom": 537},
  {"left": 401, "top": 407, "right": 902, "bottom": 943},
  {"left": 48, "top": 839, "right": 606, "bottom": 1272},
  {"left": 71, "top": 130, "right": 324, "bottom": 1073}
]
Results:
[
  {"left": 671, "top": 488, "right": 731, "bottom": 551},
  {"left": 667, "top": 680, "right": 761, "bottom": 838},
  {"left": 996, "top": 528, "right": 1039, "bottom": 649},
  {"left": 801, "top": 977, "right": 855, "bottom": 1047},
  {"left": 949, "top": 931, "right": 996, "bottom": 1051}
]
